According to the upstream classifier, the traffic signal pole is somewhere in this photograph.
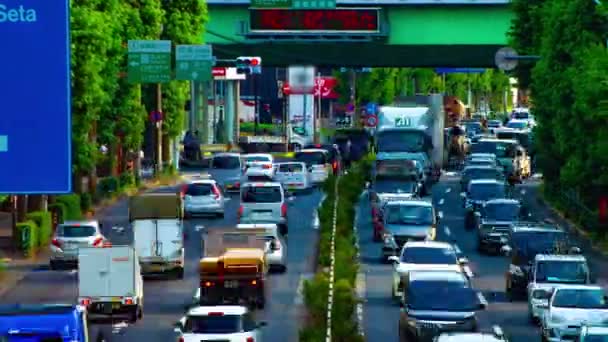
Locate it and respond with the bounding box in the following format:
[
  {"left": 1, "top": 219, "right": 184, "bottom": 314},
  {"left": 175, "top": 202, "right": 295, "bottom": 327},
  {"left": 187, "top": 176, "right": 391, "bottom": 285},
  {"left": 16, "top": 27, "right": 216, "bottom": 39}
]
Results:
[{"left": 156, "top": 83, "right": 163, "bottom": 172}]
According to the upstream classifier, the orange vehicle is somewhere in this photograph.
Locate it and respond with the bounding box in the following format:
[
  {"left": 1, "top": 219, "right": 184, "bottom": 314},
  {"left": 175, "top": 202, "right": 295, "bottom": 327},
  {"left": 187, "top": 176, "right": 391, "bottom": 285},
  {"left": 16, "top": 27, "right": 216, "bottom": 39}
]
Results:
[{"left": 199, "top": 229, "right": 268, "bottom": 309}]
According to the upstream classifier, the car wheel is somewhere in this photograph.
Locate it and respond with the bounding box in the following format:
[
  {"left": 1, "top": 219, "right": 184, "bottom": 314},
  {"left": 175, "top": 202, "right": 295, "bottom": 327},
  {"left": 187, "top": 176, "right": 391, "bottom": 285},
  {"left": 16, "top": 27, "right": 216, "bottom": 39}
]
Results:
[
  {"left": 505, "top": 281, "right": 513, "bottom": 302},
  {"left": 128, "top": 307, "right": 138, "bottom": 323},
  {"left": 217, "top": 212, "right": 225, "bottom": 219},
  {"left": 49, "top": 260, "right": 57, "bottom": 270}
]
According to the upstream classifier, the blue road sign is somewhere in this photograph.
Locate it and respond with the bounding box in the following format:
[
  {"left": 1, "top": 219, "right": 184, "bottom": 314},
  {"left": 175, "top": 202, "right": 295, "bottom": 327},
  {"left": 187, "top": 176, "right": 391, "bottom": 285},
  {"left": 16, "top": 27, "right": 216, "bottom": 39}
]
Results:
[
  {"left": 0, "top": 0, "right": 71, "bottom": 193},
  {"left": 366, "top": 102, "right": 378, "bottom": 115},
  {"left": 434, "top": 68, "right": 486, "bottom": 74}
]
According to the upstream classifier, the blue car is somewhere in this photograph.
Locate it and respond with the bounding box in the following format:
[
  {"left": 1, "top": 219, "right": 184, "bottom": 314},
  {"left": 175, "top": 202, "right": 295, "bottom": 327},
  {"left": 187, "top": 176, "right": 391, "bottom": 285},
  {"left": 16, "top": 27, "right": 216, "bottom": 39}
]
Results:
[{"left": 0, "top": 304, "right": 91, "bottom": 341}]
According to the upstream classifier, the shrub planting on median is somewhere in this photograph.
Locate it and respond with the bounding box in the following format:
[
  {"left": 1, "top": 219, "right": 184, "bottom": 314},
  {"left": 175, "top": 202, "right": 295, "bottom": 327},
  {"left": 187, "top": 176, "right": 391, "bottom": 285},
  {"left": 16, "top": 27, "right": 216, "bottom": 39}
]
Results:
[{"left": 299, "top": 158, "right": 371, "bottom": 342}]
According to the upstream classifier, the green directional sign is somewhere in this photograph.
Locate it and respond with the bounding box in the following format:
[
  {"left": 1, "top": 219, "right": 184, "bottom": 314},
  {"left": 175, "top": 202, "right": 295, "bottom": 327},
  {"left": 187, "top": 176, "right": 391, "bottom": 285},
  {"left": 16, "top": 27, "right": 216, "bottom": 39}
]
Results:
[
  {"left": 292, "top": 0, "right": 335, "bottom": 9},
  {"left": 251, "top": 0, "right": 292, "bottom": 8},
  {"left": 175, "top": 45, "right": 214, "bottom": 81},
  {"left": 127, "top": 40, "right": 172, "bottom": 84}
]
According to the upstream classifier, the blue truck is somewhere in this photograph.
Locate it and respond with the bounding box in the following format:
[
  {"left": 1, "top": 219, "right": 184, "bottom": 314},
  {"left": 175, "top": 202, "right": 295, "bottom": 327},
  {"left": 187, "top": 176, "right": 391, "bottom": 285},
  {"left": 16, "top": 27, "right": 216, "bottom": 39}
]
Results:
[{"left": 0, "top": 304, "right": 94, "bottom": 342}]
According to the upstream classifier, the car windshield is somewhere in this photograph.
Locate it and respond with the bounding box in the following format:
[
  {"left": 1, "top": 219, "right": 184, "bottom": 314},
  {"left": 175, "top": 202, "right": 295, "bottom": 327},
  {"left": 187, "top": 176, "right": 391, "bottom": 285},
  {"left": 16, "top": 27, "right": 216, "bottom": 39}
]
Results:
[
  {"left": 464, "top": 122, "right": 482, "bottom": 134},
  {"left": 295, "top": 152, "right": 326, "bottom": 166},
  {"left": 511, "top": 231, "right": 568, "bottom": 264},
  {"left": 213, "top": 156, "right": 240, "bottom": 169},
  {"left": 58, "top": 225, "right": 96, "bottom": 237},
  {"left": 408, "top": 283, "right": 479, "bottom": 311},
  {"left": 468, "top": 183, "right": 506, "bottom": 201},
  {"left": 512, "top": 112, "right": 529, "bottom": 119},
  {"left": 278, "top": 163, "right": 304, "bottom": 173},
  {"left": 483, "top": 202, "right": 520, "bottom": 221},
  {"left": 184, "top": 314, "right": 241, "bottom": 333},
  {"left": 376, "top": 131, "right": 426, "bottom": 153},
  {"left": 471, "top": 141, "right": 516, "bottom": 158},
  {"left": 488, "top": 120, "right": 502, "bottom": 127},
  {"left": 552, "top": 289, "right": 608, "bottom": 309},
  {"left": 386, "top": 205, "right": 433, "bottom": 225},
  {"left": 401, "top": 247, "right": 458, "bottom": 264},
  {"left": 507, "top": 121, "right": 527, "bottom": 129},
  {"left": 186, "top": 183, "right": 213, "bottom": 196},
  {"left": 467, "top": 160, "right": 495, "bottom": 167},
  {"left": 536, "top": 261, "right": 589, "bottom": 284},
  {"left": 585, "top": 335, "right": 608, "bottom": 342},
  {"left": 374, "top": 180, "right": 416, "bottom": 194},
  {"left": 464, "top": 168, "right": 500, "bottom": 181},
  {"left": 241, "top": 186, "right": 282, "bottom": 203}
]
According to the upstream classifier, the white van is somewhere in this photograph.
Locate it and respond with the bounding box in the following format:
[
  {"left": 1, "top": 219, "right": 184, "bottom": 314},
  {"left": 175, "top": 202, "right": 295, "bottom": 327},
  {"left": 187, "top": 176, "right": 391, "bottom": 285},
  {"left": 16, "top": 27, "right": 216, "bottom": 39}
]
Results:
[
  {"left": 238, "top": 182, "right": 292, "bottom": 235},
  {"left": 274, "top": 162, "right": 311, "bottom": 192},
  {"left": 78, "top": 246, "right": 144, "bottom": 323}
]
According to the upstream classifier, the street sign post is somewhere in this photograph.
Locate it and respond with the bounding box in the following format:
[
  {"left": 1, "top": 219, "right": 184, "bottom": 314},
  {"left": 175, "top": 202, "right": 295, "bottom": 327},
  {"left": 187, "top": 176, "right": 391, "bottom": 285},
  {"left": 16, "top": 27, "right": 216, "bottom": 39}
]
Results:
[
  {"left": 0, "top": 0, "right": 72, "bottom": 193},
  {"left": 127, "top": 40, "right": 172, "bottom": 83},
  {"left": 175, "top": 45, "right": 214, "bottom": 81},
  {"left": 365, "top": 115, "right": 378, "bottom": 127},
  {"left": 366, "top": 102, "right": 378, "bottom": 115}
]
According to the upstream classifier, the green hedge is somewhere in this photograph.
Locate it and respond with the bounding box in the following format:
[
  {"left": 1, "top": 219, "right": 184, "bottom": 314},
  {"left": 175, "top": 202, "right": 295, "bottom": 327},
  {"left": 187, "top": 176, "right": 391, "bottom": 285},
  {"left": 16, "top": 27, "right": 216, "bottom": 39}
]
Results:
[
  {"left": 239, "top": 122, "right": 276, "bottom": 133},
  {"left": 299, "top": 158, "right": 370, "bottom": 342},
  {"left": 48, "top": 202, "right": 67, "bottom": 224},
  {"left": 25, "top": 211, "right": 52, "bottom": 247},
  {"left": 16, "top": 220, "right": 39, "bottom": 257},
  {"left": 56, "top": 194, "right": 82, "bottom": 220}
]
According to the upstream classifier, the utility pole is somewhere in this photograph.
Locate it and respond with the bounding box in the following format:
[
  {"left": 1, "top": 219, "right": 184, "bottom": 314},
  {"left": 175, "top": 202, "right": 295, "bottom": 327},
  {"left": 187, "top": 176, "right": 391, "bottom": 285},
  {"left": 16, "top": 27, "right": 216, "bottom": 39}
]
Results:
[
  {"left": 315, "top": 71, "right": 321, "bottom": 143},
  {"left": 253, "top": 73, "right": 259, "bottom": 135},
  {"left": 155, "top": 84, "right": 163, "bottom": 173},
  {"left": 349, "top": 69, "right": 356, "bottom": 127}
]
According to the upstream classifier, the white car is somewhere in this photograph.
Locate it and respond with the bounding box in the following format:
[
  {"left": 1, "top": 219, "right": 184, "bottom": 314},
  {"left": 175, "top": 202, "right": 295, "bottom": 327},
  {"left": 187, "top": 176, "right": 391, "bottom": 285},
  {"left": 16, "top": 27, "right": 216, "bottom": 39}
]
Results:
[
  {"left": 387, "top": 241, "right": 472, "bottom": 300},
  {"left": 242, "top": 154, "right": 275, "bottom": 181},
  {"left": 541, "top": 285, "right": 608, "bottom": 342},
  {"left": 237, "top": 223, "right": 287, "bottom": 272},
  {"left": 183, "top": 179, "right": 226, "bottom": 218},
  {"left": 174, "top": 305, "right": 267, "bottom": 342},
  {"left": 273, "top": 162, "right": 311, "bottom": 192},
  {"left": 506, "top": 119, "right": 531, "bottom": 130},
  {"left": 294, "top": 149, "right": 331, "bottom": 184},
  {"left": 50, "top": 220, "right": 107, "bottom": 269}
]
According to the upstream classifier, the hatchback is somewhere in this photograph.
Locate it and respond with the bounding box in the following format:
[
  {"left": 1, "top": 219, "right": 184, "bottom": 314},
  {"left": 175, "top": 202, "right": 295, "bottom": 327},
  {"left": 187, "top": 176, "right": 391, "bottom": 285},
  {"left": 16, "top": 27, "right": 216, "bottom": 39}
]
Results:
[
  {"left": 50, "top": 220, "right": 106, "bottom": 269},
  {"left": 183, "top": 179, "right": 226, "bottom": 218}
]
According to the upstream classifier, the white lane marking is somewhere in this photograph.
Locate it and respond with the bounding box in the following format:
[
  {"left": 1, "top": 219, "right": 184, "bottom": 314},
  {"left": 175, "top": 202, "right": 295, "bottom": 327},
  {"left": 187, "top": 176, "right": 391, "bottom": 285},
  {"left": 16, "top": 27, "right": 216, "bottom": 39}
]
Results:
[
  {"left": 477, "top": 292, "right": 488, "bottom": 306},
  {"left": 444, "top": 226, "right": 451, "bottom": 236},
  {"left": 443, "top": 171, "right": 458, "bottom": 177},
  {"left": 294, "top": 274, "right": 314, "bottom": 305},
  {"left": 438, "top": 198, "right": 445, "bottom": 205},
  {"left": 112, "top": 321, "right": 128, "bottom": 334},
  {"left": 111, "top": 226, "right": 125, "bottom": 233},
  {"left": 445, "top": 188, "right": 452, "bottom": 193},
  {"left": 312, "top": 210, "right": 320, "bottom": 230},
  {"left": 520, "top": 189, "right": 527, "bottom": 195},
  {"left": 438, "top": 211, "right": 444, "bottom": 219},
  {"left": 464, "top": 265, "right": 474, "bottom": 278},
  {"left": 355, "top": 273, "right": 366, "bottom": 337},
  {"left": 195, "top": 225, "right": 205, "bottom": 232}
]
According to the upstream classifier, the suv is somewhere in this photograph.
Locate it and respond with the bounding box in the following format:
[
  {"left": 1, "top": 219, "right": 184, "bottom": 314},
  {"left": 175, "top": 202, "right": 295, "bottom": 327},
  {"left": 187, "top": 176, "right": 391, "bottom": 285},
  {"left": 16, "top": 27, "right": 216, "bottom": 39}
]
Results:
[
  {"left": 435, "top": 326, "right": 509, "bottom": 342},
  {"left": 475, "top": 198, "right": 529, "bottom": 254},
  {"left": 210, "top": 152, "right": 242, "bottom": 192},
  {"left": 527, "top": 254, "right": 590, "bottom": 324},
  {"left": 174, "top": 305, "right": 267, "bottom": 341},
  {"left": 502, "top": 222, "right": 580, "bottom": 300},
  {"left": 50, "top": 220, "right": 106, "bottom": 269},
  {"left": 461, "top": 179, "right": 507, "bottom": 230},
  {"left": 304, "top": 143, "right": 342, "bottom": 175},
  {"left": 238, "top": 182, "right": 291, "bottom": 235},
  {"left": 183, "top": 179, "right": 226, "bottom": 218},
  {"left": 398, "top": 270, "right": 486, "bottom": 341}
]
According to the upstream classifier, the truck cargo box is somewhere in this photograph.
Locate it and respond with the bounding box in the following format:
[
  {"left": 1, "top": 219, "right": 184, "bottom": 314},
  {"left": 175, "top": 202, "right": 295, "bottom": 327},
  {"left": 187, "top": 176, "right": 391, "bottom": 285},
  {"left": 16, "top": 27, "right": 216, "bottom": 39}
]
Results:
[{"left": 129, "top": 193, "right": 183, "bottom": 221}]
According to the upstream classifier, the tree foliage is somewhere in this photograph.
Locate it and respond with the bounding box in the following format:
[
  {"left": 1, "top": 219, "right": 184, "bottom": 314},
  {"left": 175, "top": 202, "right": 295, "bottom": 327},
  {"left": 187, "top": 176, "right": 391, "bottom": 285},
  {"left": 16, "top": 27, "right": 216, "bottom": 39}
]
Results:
[{"left": 513, "top": 0, "right": 608, "bottom": 205}]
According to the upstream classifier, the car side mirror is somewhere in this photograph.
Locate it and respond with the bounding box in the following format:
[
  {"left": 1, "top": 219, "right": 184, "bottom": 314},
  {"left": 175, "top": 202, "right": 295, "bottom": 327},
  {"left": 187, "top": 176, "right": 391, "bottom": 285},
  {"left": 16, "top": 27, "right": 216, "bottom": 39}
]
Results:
[
  {"left": 388, "top": 256, "right": 399, "bottom": 263},
  {"left": 501, "top": 245, "right": 512, "bottom": 256},
  {"left": 258, "top": 321, "right": 268, "bottom": 327}
]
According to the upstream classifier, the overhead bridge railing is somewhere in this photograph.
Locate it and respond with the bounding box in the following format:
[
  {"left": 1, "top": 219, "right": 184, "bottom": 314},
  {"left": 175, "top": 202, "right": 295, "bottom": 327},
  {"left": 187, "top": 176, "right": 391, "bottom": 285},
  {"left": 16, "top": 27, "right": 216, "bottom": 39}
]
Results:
[{"left": 237, "top": 21, "right": 389, "bottom": 42}]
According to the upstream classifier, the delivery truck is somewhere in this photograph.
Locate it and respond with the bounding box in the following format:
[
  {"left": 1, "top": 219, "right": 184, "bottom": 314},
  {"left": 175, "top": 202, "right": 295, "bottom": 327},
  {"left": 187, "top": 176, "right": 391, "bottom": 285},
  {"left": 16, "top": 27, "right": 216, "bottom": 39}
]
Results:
[
  {"left": 77, "top": 246, "right": 144, "bottom": 323},
  {"left": 130, "top": 193, "right": 185, "bottom": 278}
]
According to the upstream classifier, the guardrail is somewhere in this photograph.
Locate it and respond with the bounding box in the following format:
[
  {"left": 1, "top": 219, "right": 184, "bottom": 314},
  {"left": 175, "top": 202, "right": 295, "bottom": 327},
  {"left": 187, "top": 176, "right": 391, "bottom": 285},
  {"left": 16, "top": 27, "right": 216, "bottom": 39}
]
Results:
[{"left": 325, "top": 176, "right": 339, "bottom": 341}]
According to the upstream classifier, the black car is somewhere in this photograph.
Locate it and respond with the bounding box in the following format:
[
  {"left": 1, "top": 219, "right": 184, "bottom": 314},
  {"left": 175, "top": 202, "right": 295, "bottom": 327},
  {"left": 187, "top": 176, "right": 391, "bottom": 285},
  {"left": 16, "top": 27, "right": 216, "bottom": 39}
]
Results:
[
  {"left": 461, "top": 179, "right": 507, "bottom": 230},
  {"left": 304, "top": 143, "right": 342, "bottom": 174},
  {"left": 399, "top": 270, "right": 486, "bottom": 341},
  {"left": 460, "top": 166, "right": 504, "bottom": 192},
  {"left": 503, "top": 223, "right": 577, "bottom": 300},
  {"left": 475, "top": 198, "right": 530, "bottom": 254}
]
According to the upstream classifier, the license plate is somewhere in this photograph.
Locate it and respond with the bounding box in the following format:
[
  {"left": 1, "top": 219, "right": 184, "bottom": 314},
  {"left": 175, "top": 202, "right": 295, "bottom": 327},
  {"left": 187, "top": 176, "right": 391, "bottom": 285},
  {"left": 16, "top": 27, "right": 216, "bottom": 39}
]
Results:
[
  {"left": 226, "top": 184, "right": 234, "bottom": 189},
  {"left": 253, "top": 212, "right": 272, "bottom": 220},
  {"left": 149, "top": 265, "right": 164, "bottom": 272},
  {"left": 224, "top": 280, "right": 239, "bottom": 288}
]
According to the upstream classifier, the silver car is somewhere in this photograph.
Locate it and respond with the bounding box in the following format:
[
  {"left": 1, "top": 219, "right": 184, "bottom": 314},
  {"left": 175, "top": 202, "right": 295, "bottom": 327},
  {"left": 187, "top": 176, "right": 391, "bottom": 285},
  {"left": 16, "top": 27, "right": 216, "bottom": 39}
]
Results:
[
  {"left": 209, "top": 152, "right": 242, "bottom": 192},
  {"left": 50, "top": 220, "right": 106, "bottom": 269},
  {"left": 183, "top": 179, "right": 226, "bottom": 218},
  {"left": 237, "top": 223, "right": 287, "bottom": 272},
  {"left": 238, "top": 182, "right": 292, "bottom": 235}
]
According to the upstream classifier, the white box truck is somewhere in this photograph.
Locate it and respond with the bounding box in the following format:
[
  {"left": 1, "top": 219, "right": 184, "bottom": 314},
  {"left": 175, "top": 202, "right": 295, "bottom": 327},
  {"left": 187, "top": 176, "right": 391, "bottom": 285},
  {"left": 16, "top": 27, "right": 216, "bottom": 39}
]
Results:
[{"left": 77, "top": 246, "right": 144, "bottom": 323}]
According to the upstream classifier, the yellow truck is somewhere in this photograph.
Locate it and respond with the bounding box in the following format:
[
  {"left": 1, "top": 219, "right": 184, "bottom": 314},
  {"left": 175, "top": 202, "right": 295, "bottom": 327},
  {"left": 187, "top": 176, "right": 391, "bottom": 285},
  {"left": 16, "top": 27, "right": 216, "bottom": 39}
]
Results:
[{"left": 199, "top": 229, "right": 269, "bottom": 309}]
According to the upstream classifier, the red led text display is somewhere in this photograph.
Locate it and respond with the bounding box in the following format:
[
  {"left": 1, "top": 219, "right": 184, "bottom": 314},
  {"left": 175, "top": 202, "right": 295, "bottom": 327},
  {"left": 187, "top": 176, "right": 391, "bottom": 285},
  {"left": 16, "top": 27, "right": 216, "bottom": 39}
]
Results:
[{"left": 250, "top": 9, "right": 380, "bottom": 32}]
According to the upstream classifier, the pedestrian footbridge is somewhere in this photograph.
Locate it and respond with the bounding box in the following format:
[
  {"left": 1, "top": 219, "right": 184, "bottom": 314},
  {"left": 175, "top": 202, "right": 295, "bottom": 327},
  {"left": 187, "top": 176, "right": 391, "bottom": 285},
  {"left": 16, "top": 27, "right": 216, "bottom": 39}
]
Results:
[{"left": 204, "top": 0, "right": 513, "bottom": 67}]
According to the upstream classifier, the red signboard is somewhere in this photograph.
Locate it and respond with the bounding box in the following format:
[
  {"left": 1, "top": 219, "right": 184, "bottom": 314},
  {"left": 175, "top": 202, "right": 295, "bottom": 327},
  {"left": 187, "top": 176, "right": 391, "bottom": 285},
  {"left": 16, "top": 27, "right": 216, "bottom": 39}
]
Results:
[
  {"left": 212, "top": 67, "right": 226, "bottom": 77},
  {"left": 314, "top": 77, "right": 339, "bottom": 99},
  {"left": 249, "top": 9, "right": 380, "bottom": 32},
  {"left": 282, "top": 83, "right": 314, "bottom": 95}
]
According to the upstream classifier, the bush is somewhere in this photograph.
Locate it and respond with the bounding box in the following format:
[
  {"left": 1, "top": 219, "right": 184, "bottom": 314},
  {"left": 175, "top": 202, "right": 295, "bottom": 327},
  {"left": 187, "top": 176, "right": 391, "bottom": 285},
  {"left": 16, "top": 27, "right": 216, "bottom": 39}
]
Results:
[
  {"left": 119, "top": 172, "right": 135, "bottom": 189},
  {"left": 15, "top": 220, "right": 39, "bottom": 257},
  {"left": 97, "top": 176, "right": 120, "bottom": 197},
  {"left": 25, "top": 211, "right": 53, "bottom": 247},
  {"left": 80, "top": 192, "right": 93, "bottom": 213},
  {"left": 55, "top": 194, "right": 82, "bottom": 220}
]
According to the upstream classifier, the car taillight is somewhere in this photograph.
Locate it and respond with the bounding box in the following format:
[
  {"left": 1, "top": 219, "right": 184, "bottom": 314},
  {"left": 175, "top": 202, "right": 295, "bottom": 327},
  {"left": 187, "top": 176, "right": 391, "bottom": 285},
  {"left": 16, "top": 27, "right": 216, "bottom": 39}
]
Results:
[
  {"left": 80, "top": 298, "right": 91, "bottom": 306},
  {"left": 281, "top": 203, "right": 287, "bottom": 217},
  {"left": 92, "top": 237, "right": 103, "bottom": 247},
  {"left": 123, "top": 297, "right": 134, "bottom": 305},
  {"left": 333, "top": 161, "right": 337, "bottom": 169},
  {"left": 246, "top": 338, "right": 255, "bottom": 342},
  {"left": 263, "top": 164, "right": 271, "bottom": 169},
  {"left": 51, "top": 238, "right": 62, "bottom": 248},
  {"left": 208, "top": 312, "right": 224, "bottom": 316},
  {"left": 177, "top": 337, "right": 184, "bottom": 342},
  {"left": 235, "top": 181, "right": 240, "bottom": 188},
  {"left": 203, "top": 281, "right": 214, "bottom": 287},
  {"left": 180, "top": 184, "right": 188, "bottom": 197},
  {"left": 250, "top": 280, "right": 257, "bottom": 285},
  {"left": 212, "top": 185, "right": 221, "bottom": 199},
  {"left": 238, "top": 205, "right": 243, "bottom": 219}
]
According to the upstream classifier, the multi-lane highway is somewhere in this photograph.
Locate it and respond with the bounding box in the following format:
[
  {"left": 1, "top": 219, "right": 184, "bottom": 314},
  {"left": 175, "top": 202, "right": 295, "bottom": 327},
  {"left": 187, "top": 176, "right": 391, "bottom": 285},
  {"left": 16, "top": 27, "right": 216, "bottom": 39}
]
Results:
[
  {"left": 0, "top": 170, "right": 322, "bottom": 341},
  {"left": 359, "top": 172, "right": 608, "bottom": 341}
]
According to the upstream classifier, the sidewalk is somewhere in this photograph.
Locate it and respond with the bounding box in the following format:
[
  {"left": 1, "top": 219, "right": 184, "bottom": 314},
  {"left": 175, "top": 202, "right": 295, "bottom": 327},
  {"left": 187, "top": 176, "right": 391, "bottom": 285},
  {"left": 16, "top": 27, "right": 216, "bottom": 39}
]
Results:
[{"left": 0, "top": 175, "right": 185, "bottom": 297}]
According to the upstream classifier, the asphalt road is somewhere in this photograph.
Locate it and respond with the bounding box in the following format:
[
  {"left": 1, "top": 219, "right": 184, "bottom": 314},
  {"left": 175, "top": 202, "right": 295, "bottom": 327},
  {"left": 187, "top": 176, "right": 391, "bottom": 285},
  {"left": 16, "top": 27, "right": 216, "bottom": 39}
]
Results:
[
  {"left": 358, "top": 172, "right": 608, "bottom": 341},
  {"left": 0, "top": 170, "right": 322, "bottom": 341}
]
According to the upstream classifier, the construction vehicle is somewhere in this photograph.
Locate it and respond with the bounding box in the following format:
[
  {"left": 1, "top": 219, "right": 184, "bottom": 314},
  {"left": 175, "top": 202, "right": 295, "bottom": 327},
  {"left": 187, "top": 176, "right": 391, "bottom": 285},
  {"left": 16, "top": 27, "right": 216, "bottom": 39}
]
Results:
[{"left": 199, "top": 229, "right": 269, "bottom": 309}]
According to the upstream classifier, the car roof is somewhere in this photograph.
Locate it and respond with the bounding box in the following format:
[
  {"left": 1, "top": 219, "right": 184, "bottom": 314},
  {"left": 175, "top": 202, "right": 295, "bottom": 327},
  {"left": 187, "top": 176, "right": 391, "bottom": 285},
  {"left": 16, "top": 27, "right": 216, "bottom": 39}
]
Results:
[
  {"left": 463, "top": 165, "right": 497, "bottom": 171},
  {"left": 409, "top": 270, "right": 467, "bottom": 282},
  {"left": 484, "top": 198, "right": 519, "bottom": 205},
  {"left": 478, "top": 138, "right": 518, "bottom": 144},
  {"left": 298, "top": 148, "right": 328, "bottom": 154},
  {"left": 508, "top": 119, "right": 528, "bottom": 123},
  {"left": 189, "top": 179, "right": 216, "bottom": 185},
  {"left": 385, "top": 199, "right": 433, "bottom": 207},
  {"left": 469, "top": 153, "right": 496, "bottom": 158},
  {"left": 470, "top": 179, "right": 503, "bottom": 185},
  {"left": 404, "top": 241, "right": 454, "bottom": 249},
  {"left": 188, "top": 305, "right": 248, "bottom": 316},
  {"left": 242, "top": 182, "right": 282, "bottom": 187},
  {"left": 61, "top": 220, "right": 99, "bottom": 226},
  {"left": 436, "top": 333, "right": 504, "bottom": 342},
  {"left": 244, "top": 153, "right": 273, "bottom": 159},
  {"left": 535, "top": 254, "right": 586, "bottom": 262},
  {"left": 554, "top": 284, "right": 604, "bottom": 291},
  {"left": 213, "top": 152, "right": 240, "bottom": 158}
]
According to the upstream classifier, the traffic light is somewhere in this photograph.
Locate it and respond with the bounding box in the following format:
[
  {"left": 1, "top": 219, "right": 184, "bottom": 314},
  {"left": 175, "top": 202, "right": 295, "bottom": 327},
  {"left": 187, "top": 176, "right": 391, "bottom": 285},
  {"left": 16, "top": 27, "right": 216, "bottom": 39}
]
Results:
[{"left": 236, "top": 56, "right": 262, "bottom": 74}]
